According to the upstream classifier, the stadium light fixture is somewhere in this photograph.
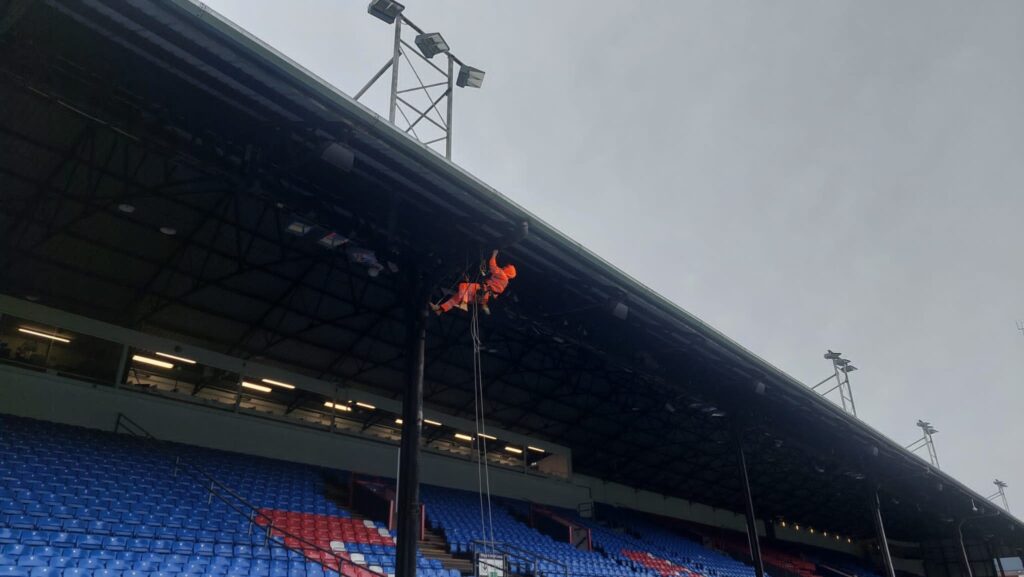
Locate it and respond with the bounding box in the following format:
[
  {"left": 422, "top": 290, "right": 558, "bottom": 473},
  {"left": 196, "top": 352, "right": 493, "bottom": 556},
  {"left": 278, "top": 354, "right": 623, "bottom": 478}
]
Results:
[
  {"left": 367, "top": 0, "right": 404, "bottom": 24},
  {"left": 355, "top": 402, "right": 376, "bottom": 410},
  {"left": 415, "top": 33, "right": 449, "bottom": 59},
  {"left": 261, "top": 378, "right": 295, "bottom": 390},
  {"left": 286, "top": 221, "right": 312, "bottom": 236},
  {"left": 394, "top": 418, "right": 403, "bottom": 424},
  {"left": 478, "top": 433, "right": 497, "bottom": 441},
  {"left": 156, "top": 352, "right": 196, "bottom": 365},
  {"left": 323, "top": 401, "right": 352, "bottom": 412},
  {"left": 456, "top": 65, "right": 485, "bottom": 89},
  {"left": 360, "top": 2, "right": 484, "bottom": 159},
  {"left": 318, "top": 232, "right": 349, "bottom": 250},
  {"left": 527, "top": 446, "right": 546, "bottom": 454},
  {"left": 242, "top": 382, "right": 272, "bottom": 393},
  {"left": 18, "top": 327, "right": 71, "bottom": 343},
  {"left": 424, "top": 419, "right": 442, "bottom": 426},
  {"left": 132, "top": 355, "right": 174, "bottom": 369},
  {"left": 454, "top": 433, "right": 474, "bottom": 442},
  {"left": 504, "top": 446, "right": 523, "bottom": 454}
]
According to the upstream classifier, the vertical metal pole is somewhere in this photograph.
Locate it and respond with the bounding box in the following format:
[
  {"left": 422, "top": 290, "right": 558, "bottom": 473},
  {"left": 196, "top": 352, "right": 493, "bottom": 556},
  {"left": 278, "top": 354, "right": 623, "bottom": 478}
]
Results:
[
  {"left": 958, "top": 520, "right": 975, "bottom": 577},
  {"left": 395, "top": 275, "right": 428, "bottom": 577},
  {"left": 113, "top": 344, "right": 129, "bottom": 388},
  {"left": 330, "top": 384, "right": 339, "bottom": 432},
  {"left": 388, "top": 17, "right": 402, "bottom": 123},
  {"left": 445, "top": 55, "right": 454, "bottom": 160},
  {"left": 735, "top": 427, "right": 765, "bottom": 577},
  {"left": 832, "top": 360, "right": 848, "bottom": 413},
  {"left": 872, "top": 490, "right": 897, "bottom": 577},
  {"left": 842, "top": 370, "right": 857, "bottom": 416},
  {"left": 233, "top": 375, "right": 243, "bottom": 412}
]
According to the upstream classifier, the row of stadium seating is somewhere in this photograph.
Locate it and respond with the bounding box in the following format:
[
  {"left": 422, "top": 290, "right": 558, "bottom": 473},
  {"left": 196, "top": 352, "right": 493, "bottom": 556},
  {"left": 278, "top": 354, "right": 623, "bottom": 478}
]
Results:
[
  {"left": 0, "top": 416, "right": 441, "bottom": 577},
  {"left": 0, "top": 414, "right": 882, "bottom": 577}
]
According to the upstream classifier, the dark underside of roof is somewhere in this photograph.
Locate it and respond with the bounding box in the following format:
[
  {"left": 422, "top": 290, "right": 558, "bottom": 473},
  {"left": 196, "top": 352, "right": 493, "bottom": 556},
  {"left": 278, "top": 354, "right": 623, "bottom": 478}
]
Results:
[{"left": 0, "top": 0, "right": 1019, "bottom": 546}]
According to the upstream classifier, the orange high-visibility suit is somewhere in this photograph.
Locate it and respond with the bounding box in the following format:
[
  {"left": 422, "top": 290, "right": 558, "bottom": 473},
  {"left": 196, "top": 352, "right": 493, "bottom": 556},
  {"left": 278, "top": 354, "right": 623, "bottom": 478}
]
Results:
[{"left": 434, "top": 251, "right": 517, "bottom": 314}]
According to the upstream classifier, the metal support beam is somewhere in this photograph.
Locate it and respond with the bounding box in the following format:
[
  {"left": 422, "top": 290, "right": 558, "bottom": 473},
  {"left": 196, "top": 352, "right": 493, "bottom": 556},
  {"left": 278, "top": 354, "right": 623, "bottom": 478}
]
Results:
[
  {"left": 395, "top": 273, "right": 428, "bottom": 577},
  {"left": 872, "top": 490, "right": 897, "bottom": 577},
  {"left": 388, "top": 17, "right": 402, "bottom": 123},
  {"left": 735, "top": 427, "right": 765, "bottom": 577}
]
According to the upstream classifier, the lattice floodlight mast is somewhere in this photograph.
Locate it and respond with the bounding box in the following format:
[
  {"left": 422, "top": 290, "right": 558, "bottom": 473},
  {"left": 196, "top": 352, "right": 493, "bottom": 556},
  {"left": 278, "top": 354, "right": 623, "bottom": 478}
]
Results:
[
  {"left": 989, "top": 479, "right": 1011, "bottom": 513},
  {"left": 357, "top": 0, "right": 485, "bottom": 160},
  {"left": 811, "top": 350, "right": 858, "bottom": 417},
  {"left": 904, "top": 419, "right": 940, "bottom": 469}
]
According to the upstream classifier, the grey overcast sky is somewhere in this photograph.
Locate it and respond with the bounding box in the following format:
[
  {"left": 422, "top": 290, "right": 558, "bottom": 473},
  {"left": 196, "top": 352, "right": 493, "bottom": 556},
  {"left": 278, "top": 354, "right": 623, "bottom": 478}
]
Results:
[{"left": 203, "top": 0, "right": 1024, "bottom": 505}]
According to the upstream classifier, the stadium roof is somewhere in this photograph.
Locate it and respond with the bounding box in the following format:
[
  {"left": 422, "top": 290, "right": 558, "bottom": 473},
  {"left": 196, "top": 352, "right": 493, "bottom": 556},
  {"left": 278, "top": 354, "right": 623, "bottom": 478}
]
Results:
[{"left": 1, "top": 0, "right": 1020, "bottom": 546}]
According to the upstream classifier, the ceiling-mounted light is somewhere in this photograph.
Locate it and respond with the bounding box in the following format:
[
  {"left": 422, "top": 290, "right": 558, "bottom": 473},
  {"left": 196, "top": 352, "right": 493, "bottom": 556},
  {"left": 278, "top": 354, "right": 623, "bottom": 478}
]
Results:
[
  {"left": 355, "top": 402, "right": 376, "bottom": 410},
  {"left": 456, "top": 65, "right": 485, "bottom": 89},
  {"left": 323, "top": 401, "right": 352, "bottom": 412},
  {"left": 156, "top": 352, "right": 196, "bottom": 365},
  {"left": 367, "top": 0, "right": 404, "bottom": 24},
  {"left": 18, "top": 327, "right": 70, "bottom": 343},
  {"left": 286, "top": 221, "right": 312, "bottom": 236},
  {"left": 318, "top": 232, "right": 349, "bottom": 250},
  {"left": 261, "top": 378, "right": 295, "bottom": 390},
  {"left": 424, "top": 419, "right": 442, "bottom": 427},
  {"left": 610, "top": 301, "right": 629, "bottom": 321},
  {"left": 117, "top": 204, "right": 135, "bottom": 214},
  {"left": 504, "top": 446, "right": 523, "bottom": 454},
  {"left": 414, "top": 33, "right": 449, "bottom": 59},
  {"left": 242, "top": 382, "right": 272, "bottom": 393},
  {"left": 454, "top": 433, "right": 474, "bottom": 442},
  {"left": 159, "top": 226, "right": 177, "bottom": 236},
  {"left": 320, "top": 142, "right": 354, "bottom": 173},
  {"left": 527, "top": 446, "right": 546, "bottom": 454},
  {"left": 132, "top": 355, "right": 173, "bottom": 369},
  {"left": 394, "top": 418, "right": 403, "bottom": 424}
]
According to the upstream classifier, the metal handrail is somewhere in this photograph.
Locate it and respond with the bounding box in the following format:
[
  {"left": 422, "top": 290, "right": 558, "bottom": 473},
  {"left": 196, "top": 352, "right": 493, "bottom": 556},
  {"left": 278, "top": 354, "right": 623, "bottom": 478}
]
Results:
[{"left": 113, "top": 413, "right": 388, "bottom": 577}]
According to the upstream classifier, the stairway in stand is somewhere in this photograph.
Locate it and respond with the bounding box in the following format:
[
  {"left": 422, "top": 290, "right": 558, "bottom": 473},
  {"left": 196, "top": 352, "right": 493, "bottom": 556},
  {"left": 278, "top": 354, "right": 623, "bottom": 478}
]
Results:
[{"left": 421, "top": 525, "right": 476, "bottom": 576}]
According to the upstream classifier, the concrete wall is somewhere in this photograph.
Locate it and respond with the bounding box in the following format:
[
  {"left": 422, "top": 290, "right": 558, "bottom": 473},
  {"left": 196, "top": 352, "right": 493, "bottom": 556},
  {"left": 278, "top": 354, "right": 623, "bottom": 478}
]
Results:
[{"left": 1, "top": 365, "right": 859, "bottom": 555}]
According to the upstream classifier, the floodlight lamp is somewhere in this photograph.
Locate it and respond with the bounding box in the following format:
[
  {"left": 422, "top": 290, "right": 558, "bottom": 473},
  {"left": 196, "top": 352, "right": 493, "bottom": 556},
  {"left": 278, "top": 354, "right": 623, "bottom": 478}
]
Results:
[
  {"left": 841, "top": 365, "right": 858, "bottom": 373},
  {"left": 368, "top": 0, "right": 404, "bottom": 24},
  {"left": 457, "top": 65, "right": 485, "bottom": 88},
  {"left": 415, "top": 32, "right": 449, "bottom": 59},
  {"left": 835, "top": 358, "right": 850, "bottom": 367},
  {"left": 995, "top": 480, "right": 1008, "bottom": 488},
  {"left": 824, "top": 350, "right": 842, "bottom": 360}
]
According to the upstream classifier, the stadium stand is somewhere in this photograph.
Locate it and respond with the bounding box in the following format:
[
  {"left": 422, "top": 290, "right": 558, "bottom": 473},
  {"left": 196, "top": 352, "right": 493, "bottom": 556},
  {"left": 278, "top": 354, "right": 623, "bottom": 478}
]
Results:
[{"left": 0, "top": 415, "right": 454, "bottom": 577}]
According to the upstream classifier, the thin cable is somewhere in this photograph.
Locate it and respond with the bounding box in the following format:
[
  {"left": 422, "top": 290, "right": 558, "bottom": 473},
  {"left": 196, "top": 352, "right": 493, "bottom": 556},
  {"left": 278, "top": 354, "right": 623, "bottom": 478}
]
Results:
[{"left": 471, "top": 293, "right": 497, "bottom": 548}]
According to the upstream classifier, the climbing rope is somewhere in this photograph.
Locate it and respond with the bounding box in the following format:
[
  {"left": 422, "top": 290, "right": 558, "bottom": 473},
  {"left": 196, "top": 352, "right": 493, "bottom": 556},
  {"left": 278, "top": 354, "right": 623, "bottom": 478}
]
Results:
[{"left": 471, "top": 291, "right": 497, "bottom": 551}]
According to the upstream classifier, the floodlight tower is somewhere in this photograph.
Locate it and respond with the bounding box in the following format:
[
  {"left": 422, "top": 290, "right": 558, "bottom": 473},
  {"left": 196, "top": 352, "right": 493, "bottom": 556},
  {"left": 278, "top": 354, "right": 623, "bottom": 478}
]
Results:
[
  {"left": 989, "top": 479, "right": 1010, "bottom": 512},
  {"left": 357, "top": 0, "right": 485, "bottom": 160},
  {"left": 905, "top": 420, "right": 940, "bottom": 469},
  {"left": 810, "top": 350, "right": 858, "bottom": 417}
]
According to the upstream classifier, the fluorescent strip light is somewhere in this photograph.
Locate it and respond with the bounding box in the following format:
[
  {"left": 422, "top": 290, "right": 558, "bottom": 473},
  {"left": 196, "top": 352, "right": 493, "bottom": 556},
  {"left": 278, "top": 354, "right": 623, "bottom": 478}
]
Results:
[
  {"left": 18, "top": 327, "right": 70, "bottom": 343},
  {"left": 423, "top": 419, "right": 442, "bottom": 427},
  {"left": 355, "top": 402, "right": 376, "bottom": 410},
  {"left": 241, "top": 382, "right": 272, "bottom": 393},
  {"left": 504, "top": 446, "right": 523, "bottom": 454},
  {"left": 261, "top": 378, "right": 295, "bottom": 390},
  {"left": 323, "top": 402, "right": 352, "bottom": 412},
  {"left": 454, "top": 433, "right": 474, "bottom": 442},
  {"left": 477, "top": 433, "right": 497, "bottom": 441},
  {"left": 156, "top": 352, "right": 196, "bottom": 365},
  {"left": 527, "top": 446, "right": 546, "bottom": 453},
  {"left": 132, "top": 355, "right": 174, "bottom": 369}
]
